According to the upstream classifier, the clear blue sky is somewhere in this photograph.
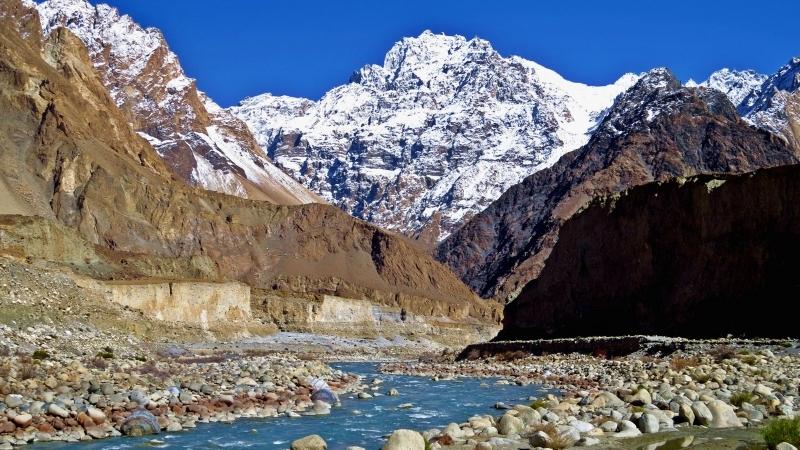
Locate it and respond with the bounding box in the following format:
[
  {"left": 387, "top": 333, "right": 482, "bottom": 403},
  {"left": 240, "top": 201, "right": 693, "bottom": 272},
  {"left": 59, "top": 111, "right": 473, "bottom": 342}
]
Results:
[{"left": 92, "top": 0, "right": 800, "bottom": 107}]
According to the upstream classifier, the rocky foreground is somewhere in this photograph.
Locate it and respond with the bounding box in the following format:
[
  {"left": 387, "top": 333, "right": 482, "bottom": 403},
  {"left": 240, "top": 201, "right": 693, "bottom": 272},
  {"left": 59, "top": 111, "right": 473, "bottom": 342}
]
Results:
[
  {"left": 0, "top": 350, "right": 359, "bottom": 448},
  {"left": 378, "top": 344, "right": 799, "bottom": 449}
]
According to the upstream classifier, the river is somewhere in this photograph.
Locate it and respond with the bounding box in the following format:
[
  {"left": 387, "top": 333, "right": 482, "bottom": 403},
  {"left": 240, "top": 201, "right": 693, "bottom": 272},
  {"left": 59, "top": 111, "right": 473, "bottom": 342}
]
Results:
[{"left": 29, "top": 361, "right": 549, "bottom": 449}]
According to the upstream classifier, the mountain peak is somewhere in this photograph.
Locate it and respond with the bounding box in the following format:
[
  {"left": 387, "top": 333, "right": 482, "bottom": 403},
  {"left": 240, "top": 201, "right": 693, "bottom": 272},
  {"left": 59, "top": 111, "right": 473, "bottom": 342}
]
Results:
[
  {"left": 637, "top": 67, "right": 681, "bottom": 90},
  {"left": 697, "top": 67, "right": 767, "bottom": 108},
  {"left": 233, "top": 32, "right": 637, "bottom": 242}
]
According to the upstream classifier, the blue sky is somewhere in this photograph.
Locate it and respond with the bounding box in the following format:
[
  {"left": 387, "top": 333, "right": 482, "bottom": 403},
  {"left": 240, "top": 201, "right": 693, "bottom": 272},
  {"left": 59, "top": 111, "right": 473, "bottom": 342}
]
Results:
[{"left": 93, "top": 0, "right": 799, "bottom": 107}]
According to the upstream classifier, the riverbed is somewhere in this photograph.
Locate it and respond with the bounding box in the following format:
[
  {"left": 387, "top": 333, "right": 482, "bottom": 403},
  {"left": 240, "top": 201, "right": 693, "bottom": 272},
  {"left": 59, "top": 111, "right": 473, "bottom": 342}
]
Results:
[{"left": 29, "top": 362, "right": 548, "bottom": 449}]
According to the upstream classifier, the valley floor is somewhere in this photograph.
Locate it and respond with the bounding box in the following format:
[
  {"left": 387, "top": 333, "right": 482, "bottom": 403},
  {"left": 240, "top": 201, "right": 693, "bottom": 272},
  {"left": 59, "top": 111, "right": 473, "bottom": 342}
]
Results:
[{"left": 0, "top": 256, "right": 798, "bottom": 449}]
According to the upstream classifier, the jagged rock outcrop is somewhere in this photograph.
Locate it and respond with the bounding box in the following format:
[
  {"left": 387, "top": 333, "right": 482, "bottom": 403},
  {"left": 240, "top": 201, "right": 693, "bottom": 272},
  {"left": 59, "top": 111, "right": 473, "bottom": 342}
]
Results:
[
  {"left": 497, "top": 165, "right": 800, "bottom": 339},
  {"left": 0, "top": 1, "right": 499, "bottom": 338},
  {"left": 438, "top": 69, "right": 799, "bottom": 300},
  {"left": 35, "top": 0, "right": 319, "bottom": 205},
  {"left": 231, "top": 31, "right": 637, "bottom": 243}
]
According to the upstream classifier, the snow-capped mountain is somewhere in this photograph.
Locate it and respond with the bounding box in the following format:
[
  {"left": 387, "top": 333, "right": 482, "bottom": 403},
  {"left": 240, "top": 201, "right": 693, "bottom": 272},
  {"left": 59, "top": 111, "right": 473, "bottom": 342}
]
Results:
[
  {"left": 687, "top": 68, "right": 767, "bottom": 108},
  {"left": 231, "top": 31, "right": 638, "bottom": 242},
  {"left": 692, "top": 60, "right": 800, "bottom": 150},
  {"left": 35, "top": 0, "right": 319, "bottom": 205},
  {"left": 739, "top": 58, "right": 800, "bottom": 148}
]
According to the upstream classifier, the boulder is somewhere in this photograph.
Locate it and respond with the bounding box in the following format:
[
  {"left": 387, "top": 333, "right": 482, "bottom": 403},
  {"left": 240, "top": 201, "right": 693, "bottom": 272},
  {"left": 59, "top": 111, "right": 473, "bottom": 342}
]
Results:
[
  {"left": 707, "top": 400, "right": 742, "bottom": 428},
  {"left": 387, "top": 389, "right": 399, "bottom": 396},
  {"left": 570, "top": 420, "right": 595, "bottom": 433},
  {"left": 691, "top": 401, "right": 713, "bottom": 426},
  {"left": 529, "top": 430, "right": 552, "bottom": 448},
  {"left": 4, "top": 395, "right": 23, "bottom": 409},
  {"left": 637, "top": 413, "right": 659, "bottom": 433},
  {"left": 12, "top": 413, "right": 32, "bottom": 427},
  {"left": 630, "top": 389, "right": 652, "bottom": 406},
  {"left": 120, "top": 409, "right": 160, "bottom": 436},
  {"left": 292, "top": 434, "right": 327, "bottom": 450},
  {"left": 777, "top": 443, "right": 798, "bottom": 450},
  {"left": 518, "top": 408, "right": 542, "bottom": 425},
  {"left": 600, "top": 420, "right": 618, "bottom": 433},
  {"left": 677, "top": 402, "right": 695, "bottom": 424},
  {"left": 86, "top": 407, "right": 106, "bottom": 424},
  {"left": 382, "top": 429, "right": 425, "bottom": 450},
  {"left": 497, "top": 414, "right": 524, "bottom": 435},
  {"left": 444, "top": 422, "right": 465, "bottom": 439},
  {"left": 311, "top": 379, "right": 340, "bottom": 405},
  {"left": 591, "top": 392, "right": 625, "bottom": 408},
  {"left": 47, "top": 403, "right": 70, "bottom": 418},
  {"left": 557, "top": 425, "right": 580, "bottom": 446}
]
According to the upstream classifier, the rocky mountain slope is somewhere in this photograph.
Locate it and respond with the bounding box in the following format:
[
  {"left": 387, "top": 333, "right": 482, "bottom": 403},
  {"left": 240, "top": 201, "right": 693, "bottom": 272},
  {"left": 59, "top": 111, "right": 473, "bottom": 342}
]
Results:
[
  {"left": 497, "top": 164, "right": 800, "bottom": 339},
  {"left": 738, "top": 58, "right": 800, "bottom": 149},
  {"left": 0, "top": 0, "right": 499, "bottom": 340},
  {"left": 34, "top": 0, "right": 319, "bottom": 205},
  {"left": 438, "top": 69, "right": 799, "bottom": 300},
  {"left": 231, "top": 31, "right": 637, "bottom": 243}
]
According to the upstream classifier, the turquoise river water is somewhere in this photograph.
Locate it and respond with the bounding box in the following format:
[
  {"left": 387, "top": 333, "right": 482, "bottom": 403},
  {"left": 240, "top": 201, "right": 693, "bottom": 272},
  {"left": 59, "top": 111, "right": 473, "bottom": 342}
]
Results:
[{"left": 29, "top": 361, "right": 547, "bottom": 449}]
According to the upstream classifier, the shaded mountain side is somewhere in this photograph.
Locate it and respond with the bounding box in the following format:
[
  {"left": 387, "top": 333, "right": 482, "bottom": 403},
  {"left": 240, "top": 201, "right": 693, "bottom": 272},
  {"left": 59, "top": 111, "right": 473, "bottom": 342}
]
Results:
[
  {"left": 497, "top": 164, "right": 800, "bottom": 339},
  {"left": 0, "top": 3, "right": 499, "bottom": 327},
  {"left": 437, "top": 69, "right": 799, "bottom": 301}
]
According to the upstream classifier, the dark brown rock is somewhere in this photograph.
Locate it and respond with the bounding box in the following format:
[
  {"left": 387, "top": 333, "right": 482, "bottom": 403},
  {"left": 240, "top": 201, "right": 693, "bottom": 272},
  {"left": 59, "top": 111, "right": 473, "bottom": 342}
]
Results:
[{"left": 498, "top": 165, "right": 800, "bottom": 339}]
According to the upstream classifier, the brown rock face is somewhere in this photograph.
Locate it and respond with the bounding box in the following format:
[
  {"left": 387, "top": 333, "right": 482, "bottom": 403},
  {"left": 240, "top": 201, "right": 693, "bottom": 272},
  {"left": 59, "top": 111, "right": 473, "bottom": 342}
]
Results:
[
  {"left": 437, "top": 69, "right": 799, "bottom": 300},
  {"left": 498, "top": 165, "right": 800, "bottom": 339},
  {"left": 35, "top": 0, "right": 319, "bottom": 205},
  {"left": 0, "top": 3, "right": 499, "bottom": 331}
]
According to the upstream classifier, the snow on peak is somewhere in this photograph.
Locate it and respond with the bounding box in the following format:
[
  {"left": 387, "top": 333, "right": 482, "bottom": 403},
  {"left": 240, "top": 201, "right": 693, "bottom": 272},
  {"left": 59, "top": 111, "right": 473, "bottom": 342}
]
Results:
[
  {"left": 35, "top": 0, "right": 318, "bottom": 205},
  {"left": 736, "top": 57, "right": 800, "bottom": 142},
  {"left": 231, "top": 32, "right": 638, "bottom": 240},
  {"left": 697, "top": 68, "right": 767, "bottom": 109}
]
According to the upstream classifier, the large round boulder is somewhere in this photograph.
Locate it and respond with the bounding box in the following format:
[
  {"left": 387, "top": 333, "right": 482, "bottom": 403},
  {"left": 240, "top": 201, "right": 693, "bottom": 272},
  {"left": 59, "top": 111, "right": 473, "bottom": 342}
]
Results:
[
  {"left": 382, "top": 429, "right": 425, "bottom": 450},
  {"left": 291, "top": 434, "right": 327, "bottom": 450}
]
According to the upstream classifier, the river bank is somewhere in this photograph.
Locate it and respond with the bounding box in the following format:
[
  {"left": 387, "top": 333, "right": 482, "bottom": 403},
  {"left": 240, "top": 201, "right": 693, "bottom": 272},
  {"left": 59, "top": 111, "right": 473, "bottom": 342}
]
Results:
[{"left": 379, "top": 341, "right": 799, "bottom": 449}]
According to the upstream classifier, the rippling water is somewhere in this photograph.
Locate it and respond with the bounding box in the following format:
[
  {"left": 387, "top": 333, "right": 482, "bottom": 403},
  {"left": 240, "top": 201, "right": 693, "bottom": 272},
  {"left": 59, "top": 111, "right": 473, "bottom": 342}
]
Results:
[{"left": 30, "top": 362, "right": 548, "bottom": 449}]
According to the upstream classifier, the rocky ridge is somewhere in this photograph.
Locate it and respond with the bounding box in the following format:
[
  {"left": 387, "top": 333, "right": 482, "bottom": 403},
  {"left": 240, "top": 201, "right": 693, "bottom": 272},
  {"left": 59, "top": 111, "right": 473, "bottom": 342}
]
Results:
[
  {"left": 35, "top": 0, "right": 319, "bottom": 205},
  {"left": 231, "top": 30, "right": 637, "bottom": 242},
  {"left": 437, "top": 68, "right": 799, "bottom": 300}
]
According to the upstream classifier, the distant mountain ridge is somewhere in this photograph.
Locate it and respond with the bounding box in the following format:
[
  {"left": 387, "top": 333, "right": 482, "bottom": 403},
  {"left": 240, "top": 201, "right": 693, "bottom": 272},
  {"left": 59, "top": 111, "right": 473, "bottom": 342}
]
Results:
[
  {"left": 231, "top": 31, "right": 638, "bottom": 242},
  {"left": 438, "top": 68, "right": 799, "bottom": 300}
]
